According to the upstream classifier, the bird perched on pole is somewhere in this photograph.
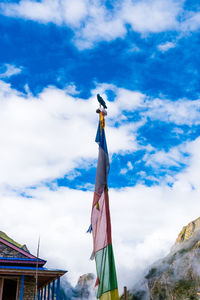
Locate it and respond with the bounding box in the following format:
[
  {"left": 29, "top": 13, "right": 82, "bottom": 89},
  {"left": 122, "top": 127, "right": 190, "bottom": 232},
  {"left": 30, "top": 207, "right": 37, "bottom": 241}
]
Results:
[{"left": 97, "top": 94, "right": 107, "bottom": 109}]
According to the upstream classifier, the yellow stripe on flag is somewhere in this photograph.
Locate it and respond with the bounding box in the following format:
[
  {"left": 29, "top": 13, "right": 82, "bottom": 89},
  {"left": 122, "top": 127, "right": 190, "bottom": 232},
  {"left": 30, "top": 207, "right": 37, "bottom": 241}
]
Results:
[
  {"left": 96, "top": 201, "right": 100, "bottom": 210},
  {"left": 100, "top": 289, "right": 119, "bottom": 300},
  {"left": 100, "top": 112, "right": 105, "bottom": 129}
]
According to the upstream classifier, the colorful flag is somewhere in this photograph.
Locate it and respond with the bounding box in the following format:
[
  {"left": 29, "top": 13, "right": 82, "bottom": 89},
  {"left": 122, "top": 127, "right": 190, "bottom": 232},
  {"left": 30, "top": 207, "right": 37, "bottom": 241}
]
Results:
[{"left": 91, "top": 110, "right": 119, "bottom": 300}]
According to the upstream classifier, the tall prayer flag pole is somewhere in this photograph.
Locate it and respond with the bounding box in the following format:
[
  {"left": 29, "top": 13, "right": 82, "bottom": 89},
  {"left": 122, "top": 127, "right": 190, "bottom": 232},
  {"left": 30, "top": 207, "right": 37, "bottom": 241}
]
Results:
[{"left": 89, "top": 94, "right": 119, "bottom": 300}]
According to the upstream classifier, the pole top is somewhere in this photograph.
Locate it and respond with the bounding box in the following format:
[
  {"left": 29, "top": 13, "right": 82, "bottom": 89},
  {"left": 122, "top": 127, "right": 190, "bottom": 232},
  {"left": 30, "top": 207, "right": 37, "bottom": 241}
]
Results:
[{"left": 96, "top": 94, "right": 107, "bottom": 116}]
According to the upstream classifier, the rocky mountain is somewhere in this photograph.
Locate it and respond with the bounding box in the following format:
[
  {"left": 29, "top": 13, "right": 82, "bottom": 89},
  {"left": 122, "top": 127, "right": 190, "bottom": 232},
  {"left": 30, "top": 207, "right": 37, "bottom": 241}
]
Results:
[
  {"left": 75, "top": 273, "right": 95, "bottom": 299},
  {"left": 61, "top": 273, "right": 95, "bottom": 300},
  {"left": 126, "top": 217, "right": 200, "bottom": 300}
]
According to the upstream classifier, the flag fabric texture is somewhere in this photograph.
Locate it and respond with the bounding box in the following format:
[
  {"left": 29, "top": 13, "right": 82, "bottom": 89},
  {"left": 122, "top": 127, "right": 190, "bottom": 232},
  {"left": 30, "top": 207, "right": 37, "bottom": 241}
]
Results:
[{"left": 91, "top": 111, "right": 119, "bottom": 300}]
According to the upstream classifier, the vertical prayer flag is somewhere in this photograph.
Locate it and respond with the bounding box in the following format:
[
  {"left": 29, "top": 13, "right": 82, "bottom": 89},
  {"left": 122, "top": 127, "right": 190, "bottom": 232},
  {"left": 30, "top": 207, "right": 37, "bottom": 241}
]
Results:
[{"left": 91, "top": 111, "right": 119, "bottom": 300}]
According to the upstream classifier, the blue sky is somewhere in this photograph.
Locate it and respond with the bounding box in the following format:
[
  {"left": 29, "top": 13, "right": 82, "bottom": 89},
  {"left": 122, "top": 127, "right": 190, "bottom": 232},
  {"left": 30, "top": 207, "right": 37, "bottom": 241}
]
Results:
[
  {"left": 1, "top": 0, "right": 200, "bottom": 295},
  {"left": 1, "top": 1, "right": 200, "bottom": 188}
]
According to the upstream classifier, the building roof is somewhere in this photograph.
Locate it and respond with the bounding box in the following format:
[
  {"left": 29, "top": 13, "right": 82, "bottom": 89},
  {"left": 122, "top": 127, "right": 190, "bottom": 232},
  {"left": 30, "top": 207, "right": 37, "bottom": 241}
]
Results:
[
  {"left": 0, "top": 257, "right": 45, "bottom": 265},
  {"left": 0, "top": 231, "right": 67, "bottom": 287},
  {"left": 0, "top": 231, "right": 23, "bottom": 248},
  {"left": 0, "top": 232, "right": 46, "bottom": 266}
]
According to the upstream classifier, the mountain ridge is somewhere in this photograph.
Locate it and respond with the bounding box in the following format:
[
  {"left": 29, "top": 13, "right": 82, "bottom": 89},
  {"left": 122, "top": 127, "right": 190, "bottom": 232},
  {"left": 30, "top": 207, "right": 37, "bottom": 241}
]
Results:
[{"left": 124, "top": 217, "right": 200, "bottom": 300}]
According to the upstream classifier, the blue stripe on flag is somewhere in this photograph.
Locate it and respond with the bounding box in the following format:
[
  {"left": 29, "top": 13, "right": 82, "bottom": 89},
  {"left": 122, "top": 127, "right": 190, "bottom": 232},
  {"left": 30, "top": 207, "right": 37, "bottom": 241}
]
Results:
[
  {"left": 87, "top": 224, "right": 92, "bottom": 233},
  {"left": 95, "top": 123, "right": 108, "bottom": 154}
]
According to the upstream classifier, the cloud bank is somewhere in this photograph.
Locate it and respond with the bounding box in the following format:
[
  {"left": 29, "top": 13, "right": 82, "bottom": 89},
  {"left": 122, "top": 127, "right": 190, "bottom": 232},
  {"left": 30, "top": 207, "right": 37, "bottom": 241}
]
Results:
[
  {"left": 0, "top": 64, "right": 22, "bottom": 78},
  {"left": 0, "top": 0, "right": 188, "bottom": 49},
  {"left": 0, "top": 80, "right": 200, "bottom": 188},
  {"left": 0, "top": 79, "right": 200, "bottom": 295},
  {"left": 2, "top": 153, "right": 200, "bottom": 295}
]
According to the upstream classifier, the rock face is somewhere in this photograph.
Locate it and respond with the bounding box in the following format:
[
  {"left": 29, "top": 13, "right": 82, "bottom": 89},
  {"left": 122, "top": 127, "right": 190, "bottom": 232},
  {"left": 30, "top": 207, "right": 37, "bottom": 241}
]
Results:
[
  {"left": 176, "top": 217, "right": 200, "bottom": 243},
  {"left": 131, "top": 217, "right": 200, "bottom": 300},
  {"left": 75, "top": 273, "right": 95, "bottom": 299},
  {"left": 61, "top": 273, "right": 95, "bottom": 300}
]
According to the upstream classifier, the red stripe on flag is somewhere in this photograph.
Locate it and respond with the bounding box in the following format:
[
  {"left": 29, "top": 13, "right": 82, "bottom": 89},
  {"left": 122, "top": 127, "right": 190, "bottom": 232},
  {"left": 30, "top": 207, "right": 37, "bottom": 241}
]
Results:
[
  {"left": 92, "top": 192, "right": 101, "bottom": 208},
  {"left": 95, "top": 276, "right": 100, "bottom": 287},
  {"left": 91, "top": 188, "right": 112, "bottom": 254},
  {"left": 104, "top": 189, "right": 112, "bottom": 246}
]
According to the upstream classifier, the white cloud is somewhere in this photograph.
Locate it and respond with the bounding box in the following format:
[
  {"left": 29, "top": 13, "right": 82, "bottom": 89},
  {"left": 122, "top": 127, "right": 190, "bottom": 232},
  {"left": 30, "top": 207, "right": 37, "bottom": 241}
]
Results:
[
  {"left": 0, "top": 0, "right": 183, "bottom": 49},
  {"left": 73, "top": 2, "right": 126, "bottom": 49},
  {"left": 63, "top": 83, "right": 80, "bottom": 96},
  {"left": 92, "top": 83, "right": 145, "bottom": 120},
  {"left": 158, "top": 41, "right": 176, "bottom": 52},
  {"left": 111, "top": 152, "right": 200, "bottom": 290},
  {"left": 2, "top": 149, "right": 200, "bottom": 294},
  {"left": 0, "top": 77, "right": 200, "bottom": 296},
  {"left": 2, "top": 0, "right": 200, "bottom": 50},
  {"left": 174, "top": 137, "right": 200, "bottom": 189},
  {"left": 120, "top": 161, "right": 133, "bottom": 174},
  {"left": 122, "top": 0, "right": 180, "bottom": 33},
  {"left": 144, "top": 143, "right": 188, "bottom": 169},
  {"left": 2, "top": 0, "right": 89, "bottom": 27},
  {"left": 61, "top": 0, "right": 88, "bottom": 27},
  {"left": 0, "top": 83, "right": 96, "bottom": 187},
  {"left": 1, "top": 0, "right": 62, "bottom": 24},
  {"left": 0, "top": 64, "right": 22, "bottom": 78},
  {"left": 0, "top": 186, "right": 95, "bottom": 287},
  {"left": 0, "top": 80, "right": 200, "bottom": 188},
  {"left": 120, "top": 168, "right": 128, "bottom": 175},
  {"left": 181, "top": 11, "right": 200, "bottom": 32},
  {"left": 127, "top": 161, "right": 133, "bottom": 170},
  {"left": 144, "top": 97, "right": 200, "bottom": 125},
  {"left": 0, "top": 81, "right": 141, "bottom": 188}
]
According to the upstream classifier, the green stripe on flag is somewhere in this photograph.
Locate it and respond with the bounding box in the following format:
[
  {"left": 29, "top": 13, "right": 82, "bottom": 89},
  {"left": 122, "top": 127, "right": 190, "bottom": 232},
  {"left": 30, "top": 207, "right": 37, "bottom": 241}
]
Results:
[{"left": 95, "top": 244, "right": 118, "bottom": 299}]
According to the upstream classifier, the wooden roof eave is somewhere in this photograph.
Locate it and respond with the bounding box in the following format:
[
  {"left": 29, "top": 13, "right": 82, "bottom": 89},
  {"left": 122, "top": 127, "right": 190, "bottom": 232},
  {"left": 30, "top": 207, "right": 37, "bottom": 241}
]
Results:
[
  {"left": 0, "top": 268, "right": 66, "bottom": 277},
  {"left": 0, "top": 268, "right": 67, "bottom": 289}
]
